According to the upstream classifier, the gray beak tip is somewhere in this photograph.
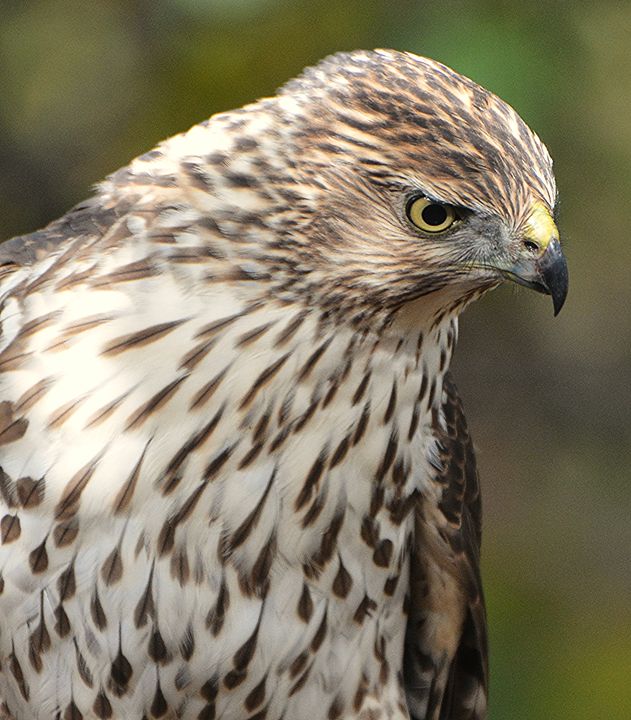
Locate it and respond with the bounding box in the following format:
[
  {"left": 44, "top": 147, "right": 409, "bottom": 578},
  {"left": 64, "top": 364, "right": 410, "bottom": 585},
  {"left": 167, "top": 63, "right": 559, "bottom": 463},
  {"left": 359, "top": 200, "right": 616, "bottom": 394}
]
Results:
[{"left": 539, "top": 238, "right": 568, "bottom": 316}]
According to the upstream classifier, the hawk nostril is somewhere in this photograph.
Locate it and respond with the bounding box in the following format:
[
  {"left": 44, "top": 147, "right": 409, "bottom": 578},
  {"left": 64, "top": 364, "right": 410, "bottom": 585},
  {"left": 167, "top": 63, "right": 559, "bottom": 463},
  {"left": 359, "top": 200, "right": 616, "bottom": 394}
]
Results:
[{"left": 523, "top": 239, "right": 540, "bottom": 253}]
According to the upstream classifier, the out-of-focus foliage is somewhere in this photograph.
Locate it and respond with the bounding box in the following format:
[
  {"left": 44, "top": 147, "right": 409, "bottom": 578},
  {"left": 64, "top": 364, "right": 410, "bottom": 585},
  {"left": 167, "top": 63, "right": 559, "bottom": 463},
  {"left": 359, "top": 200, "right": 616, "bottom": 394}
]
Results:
[{"left": 0, "top": 1, "right": 629, "bottom": 717}]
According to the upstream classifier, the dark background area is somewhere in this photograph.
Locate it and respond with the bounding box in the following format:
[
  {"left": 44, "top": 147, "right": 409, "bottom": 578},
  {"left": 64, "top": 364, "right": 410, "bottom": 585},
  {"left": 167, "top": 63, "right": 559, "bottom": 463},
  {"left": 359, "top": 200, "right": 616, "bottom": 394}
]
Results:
[{"left": 1, "top": 1, "right": 629, "bottom": 717}]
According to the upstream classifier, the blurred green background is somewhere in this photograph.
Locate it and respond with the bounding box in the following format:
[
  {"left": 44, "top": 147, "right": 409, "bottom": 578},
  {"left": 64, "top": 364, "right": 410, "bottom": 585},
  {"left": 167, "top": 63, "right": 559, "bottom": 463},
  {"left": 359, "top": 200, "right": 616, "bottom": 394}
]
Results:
[{"left": 0, "top": 1, "right": 629, "bottom": 717}]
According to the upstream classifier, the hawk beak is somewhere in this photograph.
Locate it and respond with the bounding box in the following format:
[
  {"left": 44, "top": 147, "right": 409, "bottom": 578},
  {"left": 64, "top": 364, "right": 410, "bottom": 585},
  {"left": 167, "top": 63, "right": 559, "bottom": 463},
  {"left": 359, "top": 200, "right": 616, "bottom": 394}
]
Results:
[
  {"left": 499, "top": 202, "right": 568, "bottom": 315},
  {"left": 504, "top": 238, "right": 569, "bottom": 316}
]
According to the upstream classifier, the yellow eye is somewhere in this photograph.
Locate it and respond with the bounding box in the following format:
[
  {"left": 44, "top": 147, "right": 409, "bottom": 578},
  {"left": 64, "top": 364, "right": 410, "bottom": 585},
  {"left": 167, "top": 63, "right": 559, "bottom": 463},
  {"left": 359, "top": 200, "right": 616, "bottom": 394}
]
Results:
[{"left": 407, "top": 197, "right": 457, "bottom": 233}]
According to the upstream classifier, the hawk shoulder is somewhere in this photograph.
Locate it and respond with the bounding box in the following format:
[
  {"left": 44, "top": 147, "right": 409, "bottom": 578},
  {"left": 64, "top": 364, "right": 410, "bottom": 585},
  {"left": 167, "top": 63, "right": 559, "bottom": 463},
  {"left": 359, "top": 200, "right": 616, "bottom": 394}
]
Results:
[{"left": 0, "top": 197, "right": 116, "bottom": 273}]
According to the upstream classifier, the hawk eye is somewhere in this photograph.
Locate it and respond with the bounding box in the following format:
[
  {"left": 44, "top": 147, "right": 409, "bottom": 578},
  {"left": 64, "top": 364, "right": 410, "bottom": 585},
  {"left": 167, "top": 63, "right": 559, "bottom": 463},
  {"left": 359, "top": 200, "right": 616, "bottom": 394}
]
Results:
[{"left": 407, "top": 197, "right": 457, "bottom": 233}]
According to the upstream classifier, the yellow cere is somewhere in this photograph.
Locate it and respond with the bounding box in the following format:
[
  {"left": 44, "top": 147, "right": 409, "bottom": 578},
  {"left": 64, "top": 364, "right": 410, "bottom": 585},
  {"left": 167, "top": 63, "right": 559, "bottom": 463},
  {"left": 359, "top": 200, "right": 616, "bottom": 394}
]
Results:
[{"left": 523, "top": 200, "right": 559, "bottom": 252}]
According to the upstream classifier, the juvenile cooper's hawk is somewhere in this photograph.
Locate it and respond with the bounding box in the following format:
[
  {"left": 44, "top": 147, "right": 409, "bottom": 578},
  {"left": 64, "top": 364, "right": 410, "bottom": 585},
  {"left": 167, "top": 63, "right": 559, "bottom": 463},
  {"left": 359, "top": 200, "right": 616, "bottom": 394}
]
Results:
[{"left": 0, "top": 50, "right": 567, "bottom": 720}]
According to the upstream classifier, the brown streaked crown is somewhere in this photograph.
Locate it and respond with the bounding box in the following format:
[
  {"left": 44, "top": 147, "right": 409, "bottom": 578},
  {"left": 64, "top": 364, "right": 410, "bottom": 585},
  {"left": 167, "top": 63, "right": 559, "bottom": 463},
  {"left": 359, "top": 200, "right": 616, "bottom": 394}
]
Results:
[{"left": 280, "top": 49, "right": 556, "bottom": 223}]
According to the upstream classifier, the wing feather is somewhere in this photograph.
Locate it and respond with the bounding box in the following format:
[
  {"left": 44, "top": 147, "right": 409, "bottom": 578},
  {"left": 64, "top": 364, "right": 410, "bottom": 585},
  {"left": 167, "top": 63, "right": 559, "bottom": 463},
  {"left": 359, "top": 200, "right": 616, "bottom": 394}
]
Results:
[{"left": 405, "top": 371, "right": 488, "bottom": 720}]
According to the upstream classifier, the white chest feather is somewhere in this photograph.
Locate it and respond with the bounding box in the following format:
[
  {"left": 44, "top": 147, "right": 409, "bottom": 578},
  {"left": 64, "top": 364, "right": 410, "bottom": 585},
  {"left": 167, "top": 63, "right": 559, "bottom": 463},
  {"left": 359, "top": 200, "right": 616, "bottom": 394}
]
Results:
[{"left": 0, "top": 253, "right": 457, "bottom": 720}]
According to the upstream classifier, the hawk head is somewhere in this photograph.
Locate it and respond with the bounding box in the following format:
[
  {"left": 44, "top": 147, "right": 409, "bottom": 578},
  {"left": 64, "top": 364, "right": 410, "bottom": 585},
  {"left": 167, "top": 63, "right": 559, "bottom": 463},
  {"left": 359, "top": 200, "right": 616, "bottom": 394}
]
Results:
[{"left": 261, "top": 49, "right": 568, "bottom": 318}]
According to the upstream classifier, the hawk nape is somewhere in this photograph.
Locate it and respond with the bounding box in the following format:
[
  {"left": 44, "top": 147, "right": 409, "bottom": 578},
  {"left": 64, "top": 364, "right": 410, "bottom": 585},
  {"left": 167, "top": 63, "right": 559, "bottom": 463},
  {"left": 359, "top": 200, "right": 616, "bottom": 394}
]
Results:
[{"left": 0, "top": 50, "right": 567, "bottom": 720}]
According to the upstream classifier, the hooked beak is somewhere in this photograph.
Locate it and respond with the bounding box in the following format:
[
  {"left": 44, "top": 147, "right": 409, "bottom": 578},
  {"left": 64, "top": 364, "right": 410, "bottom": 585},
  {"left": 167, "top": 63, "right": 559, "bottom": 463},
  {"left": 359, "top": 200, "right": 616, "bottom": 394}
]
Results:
[
  {"left": 499, "top": 202, "right": 568, "bottom": 315},
  {"left": 505, "top": 237, "right": 569, "bottom": 316}
]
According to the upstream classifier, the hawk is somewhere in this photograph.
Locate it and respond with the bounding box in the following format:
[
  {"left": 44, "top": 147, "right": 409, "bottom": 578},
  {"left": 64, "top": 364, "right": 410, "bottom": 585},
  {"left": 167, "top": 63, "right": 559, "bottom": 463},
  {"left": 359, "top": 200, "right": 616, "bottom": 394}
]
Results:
[{"left": 0, "top": 50, "right": 567, "bottom": 720}]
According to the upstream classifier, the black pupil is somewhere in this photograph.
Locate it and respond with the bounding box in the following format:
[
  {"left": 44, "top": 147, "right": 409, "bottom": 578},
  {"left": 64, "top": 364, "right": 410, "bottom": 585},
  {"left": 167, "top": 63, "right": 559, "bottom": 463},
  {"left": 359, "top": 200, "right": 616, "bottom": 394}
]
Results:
[{"left": 422, "top": 203, "right": 448, "bottom": 226}]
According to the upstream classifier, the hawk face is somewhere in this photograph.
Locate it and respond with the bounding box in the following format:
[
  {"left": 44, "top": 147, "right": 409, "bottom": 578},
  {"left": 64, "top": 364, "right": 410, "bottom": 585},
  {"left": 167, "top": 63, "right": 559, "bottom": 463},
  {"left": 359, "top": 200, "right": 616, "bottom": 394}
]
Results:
[{"left": 274, "top": 49, "right": 568, "bottom": 318}]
